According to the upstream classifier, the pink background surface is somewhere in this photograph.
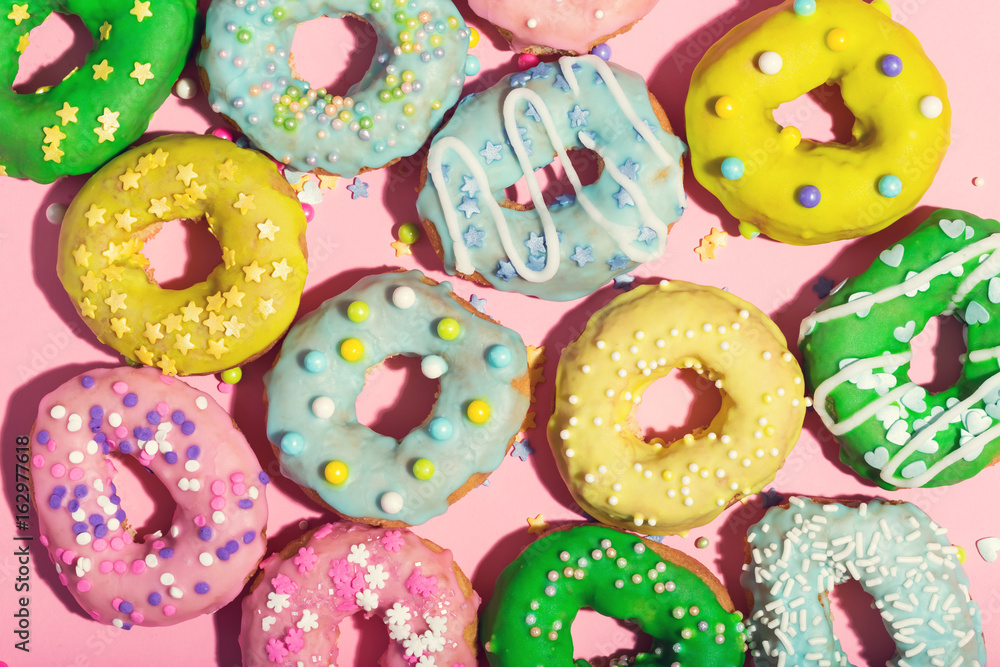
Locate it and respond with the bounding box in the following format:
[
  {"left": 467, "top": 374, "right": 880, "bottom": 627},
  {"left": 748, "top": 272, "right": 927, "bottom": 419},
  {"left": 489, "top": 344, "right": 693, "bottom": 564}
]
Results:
[{"left": 2, "top": 0, "right": 999, "bottom": 664}]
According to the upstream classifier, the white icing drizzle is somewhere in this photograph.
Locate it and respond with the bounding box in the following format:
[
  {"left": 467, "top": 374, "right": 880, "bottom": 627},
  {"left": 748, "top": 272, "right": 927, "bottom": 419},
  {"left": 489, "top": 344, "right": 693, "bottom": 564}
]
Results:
[
  {"left": 950, "top": 250, "right": 1000, "bottom": 308},
  {"left": 812, "top": 352, "right": 912, "bottom": 435},
  {"left": 967, "top": 345, "right": 1000, "bottom": 364}
]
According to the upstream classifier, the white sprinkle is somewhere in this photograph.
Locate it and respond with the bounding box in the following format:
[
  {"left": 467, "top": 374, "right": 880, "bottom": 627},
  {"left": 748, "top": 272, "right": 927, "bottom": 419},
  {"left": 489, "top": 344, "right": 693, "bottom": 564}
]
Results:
[
  {"left": 169, "top": 586, "right": 183, "bottom": 599},
  {"left": 68, "top": 451, "right": 84, "bottom": 464},
  {"left": 161, "top": 573, "right": 175, "bottom": 586},
  {"left": 311, "top": 396, "right": 336, "bottom": 419},
  {"left": 527, "top": 17, "right": 538, "bottom": 28},
  {"left": 392, "top": 286, "right": 416, "bottom": 309},
  {"left": 199, "top": 553, "right": 214, "bottom": 566},
  {"left": 212, "top": 511, "right": 226, "bottom": 524},
  {"left": 195, "top": 397, "right": 208, "bottom": 410},
  {"left": 185, "top": 460, "right": 200, "bottom": 472},
  {"left": 758, "top": 51, "right": 783, "bottom": 75},
  {"left": 50, "top": 405, "right": 66, "bottom": 419}
]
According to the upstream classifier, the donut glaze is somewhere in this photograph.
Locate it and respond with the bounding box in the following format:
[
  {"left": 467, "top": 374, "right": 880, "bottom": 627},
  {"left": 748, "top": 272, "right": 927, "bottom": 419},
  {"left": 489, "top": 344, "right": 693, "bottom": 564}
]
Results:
[
  {"left": 743, "top": 498, "right": 986, "bottom": 666},
  {"left": 30, "top": 367, "right": 269, "bottom": 627},
  {"left": 548, "top": 280, "right": 806, "bottom": 534},
  {"left": 240, "top": 522, "right": 479, "bottom": 667}
]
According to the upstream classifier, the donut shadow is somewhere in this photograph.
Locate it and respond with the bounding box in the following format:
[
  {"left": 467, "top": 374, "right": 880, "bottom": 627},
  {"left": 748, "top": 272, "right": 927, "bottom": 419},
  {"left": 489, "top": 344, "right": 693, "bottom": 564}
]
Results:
[{"left": 12, "top": 12, "right": 93, "bottom": 94}]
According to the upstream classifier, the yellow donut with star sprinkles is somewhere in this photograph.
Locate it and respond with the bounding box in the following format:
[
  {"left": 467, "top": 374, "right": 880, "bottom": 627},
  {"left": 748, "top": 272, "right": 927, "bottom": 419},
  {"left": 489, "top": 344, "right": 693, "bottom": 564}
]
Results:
[{"left": 56, "top": 133, "right": 308, "bottom": 375}]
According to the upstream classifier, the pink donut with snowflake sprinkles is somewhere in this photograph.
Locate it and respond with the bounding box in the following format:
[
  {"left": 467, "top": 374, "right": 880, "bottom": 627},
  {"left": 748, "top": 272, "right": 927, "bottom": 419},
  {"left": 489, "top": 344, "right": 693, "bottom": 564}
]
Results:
[
  {"left": 240, "top": 522, "right": 479, "bottom": 667},
  {"left": 30, "top": 367, "right": 269, "bottom": 627}
]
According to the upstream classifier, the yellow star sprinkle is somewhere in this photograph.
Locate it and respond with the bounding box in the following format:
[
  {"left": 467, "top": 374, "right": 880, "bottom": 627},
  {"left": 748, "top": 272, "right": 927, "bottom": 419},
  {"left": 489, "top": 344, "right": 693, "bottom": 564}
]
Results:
[
  {"left": 218, "top": 159, "right": 236, "bottom": 181},
  {"left": 271, "top": 259, "right": 292, "bottom": 281},
  {"left": 16, "top": 32, "right": 28, "bottom": 53},
  {"left": 97, "top": 107, "right": 120, "bottom": 129},
  {"left": 390, "top": 240, "right": 412, "bottom": 258},
  {"left": 42, "top": 143, "right": 63, "bottom": 163},
  {"left": 203, "top": 312, "right": 225, "bottom": 335},
  {"left": 242, "top": 261, "right": 266, "bottom": 283},
  {"left": 99, "top": 21, "right": 111, "bottom": 40},
  {"left": 7, "top": 4, "right": 29, "bottom": 25},
  {"left": 173, "top": 333, "right": 195, "bottom": 355},
  {"left": 103, "top": 242, "right": 124, "bottom": 262},
  {"left": 72, "top": 244, "right": 91, "bottom": 267},
  {"left": 79, "top": 298, "right": 97, "bottom": 319},
  {"left": 92, "top": 60, "right": 114, "bottom": 81},
  {"left": 130, "top": 0, "right": 152, "bottom": 22},
  {"left": 223, "top": 316, "right": 245, "bottom": 338},
  {"left": 221, "top": 246, "right": 236, "bottom": 269},
  {"left": 526, "top": 345, "right": 546, "bottom": 402},
  {"left": 104, "top": 290, "right": 127, "bottom": 314},
  {"left": 144, "top": 321, "right": 163, "bottom": 344},
  {"left": 94, "top": 125, "right": 117, "bottom": 143},
  {"left": 179, "top": 301, "right": 203, "bottom": 323},
  {"left": 79, "top": 271, "right": 100, "bottom": 293},
  {"left": 185, "top": 181, "right": 207, "bottom": 201},
  {"left": 257, "top": 219, "right": 279, "bottom": 241},
  {"left": 205, "top": 291, "right": 225, "bottom": 313},
  {"left": 206, "top": 338, "right": 229, "bottom": 360},
  {"left": 102, "top": 265, "right": 124, "bottom": 282},
  {"left": 318, "top": 173, "right": 338, "bottom": 190},
  {"left": 156, "top": 355, "right": 177, "bottom": 376},
  {"left": 114, "top": 210, "right": 136, "bottom": 232},
  {"left": 526, "top": 514, "right": 550, "bottom": 535},
  {"left": 147, "top": 148, "right": 168, "bottom": 168},
  {"left": 42, "top": 125, "right": 66, "bottom": 145},
  {"left": 56, "top": 102, "right": 78, "bottom": 126},
  {"left": 134, "top": 346, "right": 155, "bottom": 366},
  {"left": 222, "top": 285, "right": 244, "bottom": 308},
  {"left": 119, "top": 169, "right": 141, "bottom": 190},
  {"left": 521, "top": 410, "right": 537, "bottom": 431},
  {"left": 0, "top": 165, "right": 5, "bottom": 176},
  {"left": 109, "top": 317, "right": 131, "bottom": 339},
  {"left": 233, "top": 193, "right": 255, "bottom": 215},
  {"left": 172, "top": 193, "right": 195, "bottom": 208},
  {"left": 176, "top": 163, "right": 197, "bottom": 186},
  {"left": 148, "top": 197, "right": 171, "bottom": 218},
  {"left": 130, "top": 62, "right": 154, "bottom": 85},
  {"left": 161, "top": 313, "right": 183, "bottom": 333},
  {"left": 256, "top": 297, "right": 275, "bottom": 320}
]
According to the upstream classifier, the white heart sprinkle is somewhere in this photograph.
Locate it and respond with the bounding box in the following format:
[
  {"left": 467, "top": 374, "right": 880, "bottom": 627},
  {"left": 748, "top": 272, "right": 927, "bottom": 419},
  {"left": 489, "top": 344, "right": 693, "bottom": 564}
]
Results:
[
  {"left": 966, "top": 226, "right": 976, "bottom": 240},
  {"left": 876, "top": 404, "right": 901, "bottom": 429},
  {"left": 966, "top": 301, "right": 991, "bottom": 326},
  {"left": 848, "top": 292, "right": 873, "bottom": 318},
  {"left": 939, "top": 218, "right": 966, "bottom": 239},
  {"left": 893, "top": 320, "right": 915, "bottom": 343},
  {"left": 886, "top": 420, "right": 910, "bottom": 446},
  {"left": 863, "top": 446, "right": 890, "bottom": 470},
  {"left": 963, "top": 409, "right": 992, "bottom": 436},
  {"left": 985, "top": 402, "right": 1000, "bottom": 420},
  {"left": 976, "top": 537, "right": 1000, "bottom": 563},
  {"left": 900, "top": 460, "right": 927, "bottom": 479},
  {"left": 879, "top": 244, "right": 904, "bottom": 268},
  {"left": 900, "top": 386, "right": 927, "bottom": 413},
  {"left": 262, "top": 616, "right": 277, "bottom": 631},
  {"left": 903, "top": 271, "right": 930, "bottom": 298},
  {"left": 988, "top": 278, "right": 1000, "bottom": 304}
]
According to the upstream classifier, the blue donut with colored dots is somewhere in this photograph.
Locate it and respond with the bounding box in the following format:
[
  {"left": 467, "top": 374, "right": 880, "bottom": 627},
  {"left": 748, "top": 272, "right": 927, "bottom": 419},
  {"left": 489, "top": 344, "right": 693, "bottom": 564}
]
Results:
[
  {"left": 264, "top": 271, "right": 530, "bottom": 525},
  {"left": 198, "top": 0, "right": 471, "bottom": 176},
  {"left": 416, "top": 55, "right": 688, "bottom": 301}
]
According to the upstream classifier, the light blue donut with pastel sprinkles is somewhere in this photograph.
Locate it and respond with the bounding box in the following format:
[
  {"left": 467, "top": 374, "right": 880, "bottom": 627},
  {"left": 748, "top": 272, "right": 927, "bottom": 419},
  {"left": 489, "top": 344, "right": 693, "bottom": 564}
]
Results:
[
  {"left": 198, "top": 0, "right": 470, "bottom": 176},
  {"left": 263, "top": 270, "right": 530, "bottom": 526},
  {"left": 416, "top": 55, "right": 688, "bottom": 301},
  {"left": 742, "top": 497, "right": 986, "bottom": 667}
]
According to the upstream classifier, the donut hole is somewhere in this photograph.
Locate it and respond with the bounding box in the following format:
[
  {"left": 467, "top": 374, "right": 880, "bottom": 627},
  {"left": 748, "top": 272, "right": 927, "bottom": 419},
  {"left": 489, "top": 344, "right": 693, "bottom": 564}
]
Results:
[
  {"left": 139, "top": 217, "right": 223, "bottom": 291},
  {"left": 569, "top": 608, "right": 652, "bottom": 665},
  {"left": 633, "top": 368, "right": 722, "bottom": 444},
  {"left": 355, "top": 355, "right": 440, "bottom": 441},
  {"left": 288, "top": 14, "right": 378, "bottom": 98},
  {"left": 103, "top": 451, "right": 177, "bottom": 545},
  {"left": 501, "top": 148, "right": 603, "bottom": 210},
  {"left": 906, "top": 315, "right": 966, "bottom": 394},
  {"left": 327, "top": 612, "right": 389, "bottom": 665},
  {"left": 772, "top": 83, "right": 855, "bottom": 145},
  {"left": 12, "top": 12, "right": 93, "bottom": 94},
  {"left": 827, "top": 578, "right": 894, "bottom": 664}
]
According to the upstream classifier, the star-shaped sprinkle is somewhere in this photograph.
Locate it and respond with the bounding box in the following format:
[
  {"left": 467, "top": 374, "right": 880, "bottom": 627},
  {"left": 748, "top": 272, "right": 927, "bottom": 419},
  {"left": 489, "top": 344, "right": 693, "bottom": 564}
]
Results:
[
  {"left": 524, "top": 232, "right": 547, "bottom": 255},
  {"left": 390, "top": 240, "right": 412, "bottom": 257},
  {"left": 130, "top": 62, "right": 154, "bottom": 85},
  {"left": 568, "top": 105, "right": 589, "bottom": 127},
  {"left": 206, "top": 338, "right": 229, "bottom": 359},
  {"left": 526, "top": 514, "right": 549, "bottom": 535},
  {"left": 79, "top": 271, "right": 100, "bottom": 293},
  {"left": 56, "top": 102, "right": 78, "bottom": 126},
  {"left": 606, "top": 254, "right": 629, "bottom": 271},
  {"left": 526, "top": 254, "right": 545, "bottom": 272},
  {"left": 760, "top": 488, "right": 785, "bottom": 509},
  {"left": 109, "top": 317, "right": 130, "bottom": 338},
  {"left": 161, "top": 313, "right": 183, "bottom": 333},
  {"left": 157, "top": 355, "right": 177, "bottom": 376},
  {"left": 480, "top": 141, "right": 503, "bottom": 164},
  {"left": 257, "top": 297, "right": 276, "bottom": 319},
  {"left": 104, "top": 290, "right": 127, "bottom": 313},
  {"left": 92, "top": 60, "right": 114, "bottom": 81},
  {"left": 521, "top": 411, "right": 537, "bottom": 430},
  {"left": 553, "top": 74, "right": 570, "bottom": 92},
  {"left": 527, "top": 62, "right": 552, "bottom": 79},
  {"left": 114, "top": 210, "right": 136, "bottom": 232},
  {"left": 812, "top": 276, "right": 835, "bottom": 299},
  {"left": 172, "top": 193, "right": 195, "bottom": 208},
  {"left": 569, "top": 245, "right": 594, "bottom": 267},
  {"left": 613, "top": 274, "right": 636, "bottom": 290},
  {"left": 271, "top": 259, "right": 293, "bottom": 281},
  {"left": 72, "top": 244, "right": 91, "bottom": 267},
  {"left": 130, "top": 0, "right": 152, "bottom": 22},
  {"left": 242, "top": 261, "right": 266, "bottom": 283},
  {"left": 223, "top": 285, "right": 245, "bottom": 308},
  {"left": 619, "top": 158, "right": 640, "bottom": 181},
  {"left": 525, "top": 101, "right": 541, "bottom": 123},
  {"left": 554, "top": 194, "right": 575, "bottom": 207},
  {"left": 233, "top": 192, "right": 255, "bottom": 215},
  {"left": 42, "top": 125, "right": 66, "bottom": 145},
  {"left": 99, "top": 21, "right": 111, "bottom": 40},
  {"left": 102, "top": 265, "right": 123, "bottom": 282},
  {"left": 635, "top": 119, "right": 655, "bottom": 142},
  {"left": 526, "top": 345, "right": 546, "bottom": 397},
  {"left": 7, "top": 4, "right": 29, "bottom": 25},
  {"left": 176, "top": 163, "right": 197, "bottom": 186},
  {"left": 221, "top": 247, "right": 236, "bottom": 269},
  {"left": 462, "top": 225, "right": 485, "bottom": 248},
  {"left": 148, "top": 197, "right": 170, "bottom": 218},
  {"left": 636, "top": 226, "right": 657, "bottom": 245},
  {"left": 203, "top": 312, "right": 225, "bottom": 335},
  {"left": 144, "top": 322, "right": 163, "bottom": 344},
  {"left": 185, "top": 182, "right": 207, "bottom": 201},
  {"left": 613, "top": 187, "right": 635, "bottom": 208},
  {"left": 94, "top": 125, "right": 116, "bottom": 143},
  {"left": 511, "top": 438, "right": 534, "bottom": 461},
  {"left": 97, "top": 107, "right": 120, "bottom": 129},
  {"left": 439, "top": 164, "right": 451, "bottom": 182},
  {"left": 102, "top": 241, "right": 124, "bottom": 262},
  {"left": 218, "top": 159, "right": 236, "bottom": 180},
  {"left": 172, "top": 333, "right": 195, "bottom": 355},
  {"left": 469, "top": 295, "right": 486, "bottom": 312},
  {"left": 205, "top": 292, "right": 225, "bottom": 313},
  {"left": 15, "top": 32, "right": 28, "bottom": 53},
  {"left": 179, "top": 301, "right": 204, "bottom": 323},
  {"left": 496, "top": 260, "right": 516, "bottom": 282},
  {"left": 460, "top": 175, "right": 480, "bottom": 198},
  {"left": 509, "top": 71, "right": 531, "bottom": 88},
  {"left": 347, "top": 177, "right": 369, "bottom": 199},
  {"left": 457, "top": 196, "right": 480, "bottom": 219},
  {"left": 134, "top": 346, "right": 154, "bottom": 366},
  {"left": 42, "top": 144, "right": 63, "bottom": 163},
  {"left": 118, "top": 169, "right": 141, "bottom": 190},
  {"left": 257, "top": 219, "right": 279, "bottom": 241},
  {"left": 78, "top": 298, "right": 97, "bottom": 319},
  {"left": 223, "top": 316, "right": 245, "bottom": 338},
  {"left": 318, "top": 173, "right": 338, "bottom": 190},
  {"left": 695, "top": 227, "right": 728, "bottom": 262}
]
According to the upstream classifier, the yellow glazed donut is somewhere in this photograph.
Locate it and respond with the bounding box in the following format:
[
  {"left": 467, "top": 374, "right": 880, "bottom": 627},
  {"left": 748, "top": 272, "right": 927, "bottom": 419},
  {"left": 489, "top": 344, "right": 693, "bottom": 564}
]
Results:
[
  {"left": 57, "top": 134, "right": 308, "bottom": 375},
  {"left": 686, "top": 0, "right": 950, "bottom": 245},
  {"left": 547, "top": 281, "right": 806, "bottom": 534}
]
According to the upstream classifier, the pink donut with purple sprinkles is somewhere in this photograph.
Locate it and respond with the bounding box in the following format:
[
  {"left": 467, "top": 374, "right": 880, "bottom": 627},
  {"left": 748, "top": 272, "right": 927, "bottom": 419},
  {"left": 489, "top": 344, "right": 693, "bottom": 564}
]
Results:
[{"left": 30, "top": 367, "right": 269, "bottom": 627}]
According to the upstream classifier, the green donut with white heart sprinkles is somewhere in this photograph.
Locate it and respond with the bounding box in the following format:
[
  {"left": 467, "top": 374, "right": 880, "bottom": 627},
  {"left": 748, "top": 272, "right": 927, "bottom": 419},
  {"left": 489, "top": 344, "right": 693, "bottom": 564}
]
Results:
[{"left": 800, "top": 209, "right": 1000, "bottom": 489}]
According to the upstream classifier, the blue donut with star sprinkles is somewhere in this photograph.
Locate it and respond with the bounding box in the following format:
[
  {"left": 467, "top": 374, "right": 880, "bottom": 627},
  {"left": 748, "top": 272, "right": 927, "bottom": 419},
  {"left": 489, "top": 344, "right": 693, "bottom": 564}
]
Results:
[{"left": 417, "top": 55, "right": 688, "bottom": 301}]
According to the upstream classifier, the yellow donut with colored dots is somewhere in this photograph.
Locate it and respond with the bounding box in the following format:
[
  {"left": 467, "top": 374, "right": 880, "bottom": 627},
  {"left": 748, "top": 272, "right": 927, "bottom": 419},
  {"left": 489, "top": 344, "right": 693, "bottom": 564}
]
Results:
[
  {"left": 547, "top": 280, "right": 807, "bottom": 535},
  {"left": 686, "top": 0, "right": 950, "bottom": 245},
  {"left": 57, "top": 134, "right": 308, "bottom": 375}
]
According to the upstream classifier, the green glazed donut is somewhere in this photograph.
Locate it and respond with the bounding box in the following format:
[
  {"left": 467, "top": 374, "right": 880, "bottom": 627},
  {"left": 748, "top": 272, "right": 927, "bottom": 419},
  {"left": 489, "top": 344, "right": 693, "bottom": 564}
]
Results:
[
  {"left": 801, "top": 209, "right": 1000, "bottom": 488},
  {"left": 480, "top": 524, "right": 747, "bottom": 666},
  {"left": 0, "top": 0, "right": 196, "bottom": 183}
]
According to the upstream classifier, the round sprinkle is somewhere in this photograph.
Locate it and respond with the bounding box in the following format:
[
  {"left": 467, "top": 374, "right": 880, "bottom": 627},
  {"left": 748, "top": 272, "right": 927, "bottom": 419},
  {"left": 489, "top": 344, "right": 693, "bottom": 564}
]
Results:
[
  {"left": 721, "top": 157, "right": 745, "bottom": 181},
  {"left": 397, "top": 223, "right": 421, "bottom": 244},
  {"left": 412, "top": 458, "right": 435, "bottom": 480},
  {"left": 429, "top": 417, "right": 454, "bottom": 441},
  {"left": 46, "top": 203, "right": 67, "bottom": 224},
  {"left": 797, "top": 185, "right": 822, "bottom": 208},
  {"left": 467, "top": 400, "right": 490, "bottom": 424},
  {"left": 221, "top": 368, "right": 242, "bottom": 384},
  {"left": 826, "top": 28, "right": 849, "bottom": 51},
  {"left": 347, "top": 301, "right": 369, "bottom": 322},
  {"left": 324, "top": 461, "right": 349, "bottom": 485},
  {"left": 380, "top": 491, "right": 404, "bottom": 514},
  {"left": 174, "top": 77, "right": 197, "bottom": 99},
  {"left": 920, "top": 96, "right": 944, "bottom": 119},
  {"left": 793, "top": 0, "right": 816, "bottom": 15},
  {"left": 488, "top": 345, "right": 511, "bottom": 368},
  {"left": 311, "top": 396, "right": 336, "bottom": 419},
  {"left": 340, "top": 338, "right": 364, "bottom": 361},
  {"left": 591, "top": 43, "right": 612, "bottom": 61},
  {"left": 392, "top": 286, "right": 416, "bottom": 309},
  {"left": 878, "top": 174, "right": 903, "bottom": 198},
  {"left": 758, "top": 51, "right": 783, "bottom": 75},
  {"left": 468, "top": 27, "right": 479, "bottom": 48},
  {"left": 714, "top": 96, "right": 737, "bottom": 119},
  {"left": 696, "top": 537, "right": 710, "bottom": 549},
  {"left": 303, "top": 350, "right": 327, "bottom": 373},
  {"left": 437, "top": 317, "right": 461, "bottom": 340},
  {"left": 421, "top": 355, "right": 448, "bottom": 379},
  {"left": 973, "top": 177, "right": 985, "bottom": 187},
  {"left": 464, "top": 55, "right": 481, "bottom": 77},
  {"left": 880, "top": 54, "right": 903, "bottom": 77},
  {"left": 280, "top": 432, "right": 305, "bottom": 455}
]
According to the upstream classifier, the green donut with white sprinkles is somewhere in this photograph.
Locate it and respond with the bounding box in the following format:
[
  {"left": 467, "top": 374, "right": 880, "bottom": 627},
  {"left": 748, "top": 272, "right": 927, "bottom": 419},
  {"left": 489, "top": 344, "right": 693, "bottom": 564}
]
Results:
[
  {"left": 0, "top": 0, "right": 197, "bottom": 183},
  {"left": 801, "top": 209, "right": 1000, "bottom": 488},
  {"left": 480, "top": 524, "right": 747, "bottom": 666}
]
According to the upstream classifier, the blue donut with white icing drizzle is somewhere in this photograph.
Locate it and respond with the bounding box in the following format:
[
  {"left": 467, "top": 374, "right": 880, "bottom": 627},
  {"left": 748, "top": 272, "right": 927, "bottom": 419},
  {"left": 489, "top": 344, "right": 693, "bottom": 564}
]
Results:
[
  {"left": 198, "top": 0, "right": 470, "bottom": 176},
  {"left": 263, "top": 270, "right": 530, "bottom": 526},
  {"left": 416, "top": 55, "right": 687, "bottom": 301}
]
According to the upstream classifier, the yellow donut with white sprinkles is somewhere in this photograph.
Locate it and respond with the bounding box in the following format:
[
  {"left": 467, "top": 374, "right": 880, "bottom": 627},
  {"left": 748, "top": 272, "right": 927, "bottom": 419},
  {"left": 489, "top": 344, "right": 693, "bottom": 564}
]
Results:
[{"left": 547, "top": 280, "right": 807, "bottom": 534}]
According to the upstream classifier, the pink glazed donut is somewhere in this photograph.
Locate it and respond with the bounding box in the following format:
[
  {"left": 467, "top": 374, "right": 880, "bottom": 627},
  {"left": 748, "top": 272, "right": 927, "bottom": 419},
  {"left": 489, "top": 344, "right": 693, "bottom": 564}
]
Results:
[
  {"left": 30, "top": 367, "right": 269, "bottom": 628},
  {"left": 467, "top": 0, "right": 660, "bottom": 54}
]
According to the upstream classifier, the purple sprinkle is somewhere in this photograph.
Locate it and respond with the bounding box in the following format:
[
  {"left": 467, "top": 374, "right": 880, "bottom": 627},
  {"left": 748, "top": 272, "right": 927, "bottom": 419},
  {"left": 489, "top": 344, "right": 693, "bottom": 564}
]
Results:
[
  {"left": 146, "top": 411, "right": 161, "bottom": 426},
  {"left": 90, "top": 406, "right": 104, "bottom": 419},
  {"left": 53, "top": 485, "right": 67, "bottom": 497},
  {"left": 258, "top": 472, "right": 269, "bottom": 484},
  {"left": 119, "top": 601, "right": 133, "bottom": 614},
  {"left": 238, "top": 499, "right": 253, "bottom": 509},
  {"left": 74, "top": 485, "right": 88, "bottom": 498},
  {"left": 194, "top": 582, "right": 210, "bottom": 594},
  {"left": 124, "top": 393, "right": 138, "bottom": 408},
  {"left": 95, "top": 524, "right": 108, "bottom": 538},
  {"left": 797, "top": 185, "right": 822, "bottom": 208},
  {"left": 225, "top": 540, "right": 239, "bottom": 554},
  {"left": 89, "top": 514, "right": 103, "bottom": 526},
  {"left": 67, "top": 499, "right": 80, "bottom": 513},
  {"left": 102, "top": 443, "right": 111, "bottom": 455},
  {"left": 132, "top": 427, "right": 153, "bottom": 441},
  {"left": 216, "top": 548, "right": 230, "bottom": 561},
  {"left": 171, "top": 410, "right": 186, "bottom": 425},
  {"left": 199, "top": 526, "right": 213, "bottom": 541},
  {"left": 36, "top": 431, "right": 50, "bottom": 445},
  {"left": 94, "top": 432, "right": 107, "bottom": 444},
  {"left": 148, "top": 592, "right": 161, "bottom": 606},
  {"left": 186, "top": 445, "right": 200, "bottom": 460},
  {"left": 119, "top": 441, "right": 133, "bottom": 455},
  {"left": 81, "top": 375, "right": 95, "bottom": 388},
  {"left": 89, "top": 419, "right": 102, "bottom": 433},
  {"left": 48, "top": 495, "right": 62, "bottom": 509},
  {"left": 242, "top": 530, "right": 256, "bottom": 544},
  {"left": 115, "top": 509, "right": 126, "bottom": 522},
  {"left": 109, "top": 495, "right": 120, "bottom": 505},
  {"left": 164, "top": 452, "right": 178, "bottom": 464},
  {"left": 181, "top": 421, "right": 195, "bottom": 435},
  {"left": 72, "top": 522, "right": 88, "bottom": 534},
  {"left": 122, "top": 623, "right": 132, "bottom": 631},
  {"left": 159, "top": 548, "right": 174, "bottom": 559},
  {"left": 880, "top": 54, "right": 903, "bottom": 77}
]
